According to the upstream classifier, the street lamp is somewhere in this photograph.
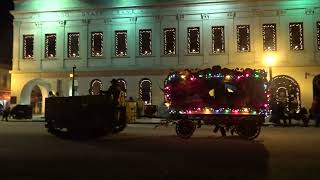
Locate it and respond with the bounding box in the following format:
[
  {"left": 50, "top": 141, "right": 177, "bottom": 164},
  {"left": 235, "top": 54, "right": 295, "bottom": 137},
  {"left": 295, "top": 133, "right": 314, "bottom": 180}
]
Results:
[
  {"left": 69, "top": 65, "right": 76, "bottom": 96},
  {"left": 264, "top": 54, "right": 276, "bottom": 81}
]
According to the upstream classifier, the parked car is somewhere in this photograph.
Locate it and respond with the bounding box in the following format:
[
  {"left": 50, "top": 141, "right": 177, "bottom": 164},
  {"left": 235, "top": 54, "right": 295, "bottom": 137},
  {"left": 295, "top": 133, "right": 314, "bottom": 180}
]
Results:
[{"left": 10, "top": 105, "right": 32, "bottom": 119}]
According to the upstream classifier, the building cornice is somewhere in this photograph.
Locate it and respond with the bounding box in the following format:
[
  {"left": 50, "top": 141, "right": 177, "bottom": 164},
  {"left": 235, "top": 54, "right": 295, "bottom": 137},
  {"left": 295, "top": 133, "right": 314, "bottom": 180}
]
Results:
[{"left": 12, "top": 0, "right": 320, "bottom": 15}]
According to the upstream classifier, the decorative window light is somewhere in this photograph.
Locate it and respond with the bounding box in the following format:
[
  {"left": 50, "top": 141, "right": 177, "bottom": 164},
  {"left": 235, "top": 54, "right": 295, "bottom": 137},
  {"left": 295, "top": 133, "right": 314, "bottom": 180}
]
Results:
[
  {"left": 317, "top": 22, "right": 320, "bottom": 50},
  {"left": 237, "top": 25, "right": 250, "bottom": 52},
  {"left": 45, "top": 34, "right": 56, "bottom": 58},
  {"left": 262, "top": 24, "right": 277, "bottom": 51},
  {"left": 187, "top": 27, "right": 200, "bottom": 54},
  {"left": 89, "top": 79, "right": 102, "bottom": 95},
  {"left": 23, "top": 35, "right": 34, "bottom": 59},
  {"left": 91, "top": 32, "right": 103, "bottom": 57},
  {"left": 117, "top": 79, "right": 127, "bottom": 97},
  {"left": 139, "top": 29, "right": 152, "bottom": 56},
  {"left": 68, "top": 33, "right": 80, "bottom": 58},
  {"left": 212, "top": 26, "right": 225, "bottom": 53},
  {"left": 115, "top": 30, "right": 127, "bottom": 56},
  {"left": 289, "top": 22, "right": 304, "bottom": 50},
  {"left": 164, "top": 28, "right": 176, "bottom": 55},
  {"left": 139, "top": 78, "right": 152, "bottom": 105}
]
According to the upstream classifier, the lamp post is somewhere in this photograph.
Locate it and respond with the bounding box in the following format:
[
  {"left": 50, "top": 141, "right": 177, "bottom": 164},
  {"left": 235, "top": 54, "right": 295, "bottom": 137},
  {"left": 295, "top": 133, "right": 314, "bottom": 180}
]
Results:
[
  {"left": 264, "top": 54, "right": 276, "bottom": 81},
  {"left": 70, "top": 65, "right": 76, "bottom": 96}
]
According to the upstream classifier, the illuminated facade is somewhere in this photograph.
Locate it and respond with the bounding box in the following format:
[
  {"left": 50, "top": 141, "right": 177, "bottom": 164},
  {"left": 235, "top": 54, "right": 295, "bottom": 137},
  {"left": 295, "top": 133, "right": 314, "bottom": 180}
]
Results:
[{"left": 11, "top": 0, "right": 320, "bottom": 114}]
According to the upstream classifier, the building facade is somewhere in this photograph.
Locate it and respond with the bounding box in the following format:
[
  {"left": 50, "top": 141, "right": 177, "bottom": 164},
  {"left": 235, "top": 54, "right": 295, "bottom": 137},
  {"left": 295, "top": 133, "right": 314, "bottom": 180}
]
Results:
[{"left": 11, "top": 0, "right": 320, "bottom": 115}]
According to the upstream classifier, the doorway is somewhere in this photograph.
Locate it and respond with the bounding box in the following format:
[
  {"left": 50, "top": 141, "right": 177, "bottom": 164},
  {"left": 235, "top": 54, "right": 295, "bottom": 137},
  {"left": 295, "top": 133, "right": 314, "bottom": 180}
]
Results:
[{"left": 31, "top": 85, "right": 42, "bottom": 114}]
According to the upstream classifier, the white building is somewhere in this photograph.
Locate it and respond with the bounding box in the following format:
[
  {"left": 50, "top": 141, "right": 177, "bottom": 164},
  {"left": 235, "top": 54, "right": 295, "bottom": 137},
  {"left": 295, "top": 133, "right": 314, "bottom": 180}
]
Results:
[{"left": 11, "top": 0, "right": 320, "bottom": 115}]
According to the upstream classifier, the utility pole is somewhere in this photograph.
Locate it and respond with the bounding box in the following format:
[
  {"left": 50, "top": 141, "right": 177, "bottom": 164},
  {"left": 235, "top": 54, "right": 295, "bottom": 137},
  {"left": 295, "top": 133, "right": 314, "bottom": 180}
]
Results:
[
  {"left": 269, "top": 66, "right": 272, "bottom": 81},
  {"left": 72, "top": 65, "right": 76, "bottom": 96}
]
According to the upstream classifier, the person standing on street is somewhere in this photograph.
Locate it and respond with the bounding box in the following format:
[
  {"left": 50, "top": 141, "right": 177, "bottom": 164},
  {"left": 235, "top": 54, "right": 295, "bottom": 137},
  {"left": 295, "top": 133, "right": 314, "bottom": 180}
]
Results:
[{"left": 2, "top": 106, "right": 10, "bottom": 121}]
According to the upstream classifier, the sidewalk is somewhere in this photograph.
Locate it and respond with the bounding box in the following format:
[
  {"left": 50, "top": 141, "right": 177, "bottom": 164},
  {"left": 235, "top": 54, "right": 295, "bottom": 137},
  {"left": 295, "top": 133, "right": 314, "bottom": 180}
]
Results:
[{"left": 134, "top": 117, "right": 163, "bottom": 124}]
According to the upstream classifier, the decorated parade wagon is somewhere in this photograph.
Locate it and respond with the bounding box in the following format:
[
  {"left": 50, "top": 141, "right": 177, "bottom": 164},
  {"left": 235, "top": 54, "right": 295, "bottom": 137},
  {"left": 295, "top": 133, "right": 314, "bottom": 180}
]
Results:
[{"left": 164, "top": 66, "right": 269, "bottom": 140}]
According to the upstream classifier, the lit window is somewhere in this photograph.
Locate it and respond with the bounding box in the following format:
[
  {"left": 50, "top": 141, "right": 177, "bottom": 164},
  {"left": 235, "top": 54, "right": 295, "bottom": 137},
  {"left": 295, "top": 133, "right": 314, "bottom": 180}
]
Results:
[
  {"left": 317, "top": 22, "right": 320, "bottom": 50},
  {"left": 139, "top": 78, "right": 152, "bottom": 105},
  {"left": 188, "top": 27, "right": 200, "bottom": 54},
  {"left": 115, "top": 30, "right": 127, "bottom": 56},
  {"left": 237, "top": 25, "right": 250, "bottom": 52},
  {"left": 212, "top": 26, "right": 225, "bottom": 53},
  {"left": 89, "top": 79, "right": 102, "bottom": 95},
  {"left": 289, "top": 22, "right": 304, "bottom": 50},
  {"left": 164, "top": 28, "right": 176, "bottom": 55},
  {"left": 91, "top": 32, "right": 103, "bottom": 57},
  {"left": 139, "top": 29, "right": 152, "bottom": 56},
  {"left": 68, "top": 33, "right": 80, "bottom": 58},
  {"left": 263, "top": 24, "right": 277, "bottom": 51},
  {"left": 23, "top": 35, "right": 34, "bottom": 59},
  {"left": 45, "top": 34, "right": 56, "bottom": 58}
]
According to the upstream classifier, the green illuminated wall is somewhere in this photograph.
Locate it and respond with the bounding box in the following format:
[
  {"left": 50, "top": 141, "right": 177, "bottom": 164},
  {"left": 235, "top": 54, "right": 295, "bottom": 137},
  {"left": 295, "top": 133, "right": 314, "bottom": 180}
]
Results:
[{"left": 14, "top": 0, "right": 319, "bottom": 12}]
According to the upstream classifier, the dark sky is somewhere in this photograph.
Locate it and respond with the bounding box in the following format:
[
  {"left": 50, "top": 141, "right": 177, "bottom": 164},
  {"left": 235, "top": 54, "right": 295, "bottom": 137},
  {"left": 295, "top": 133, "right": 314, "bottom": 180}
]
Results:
[{"left": 0, "top": 0, "right": 14, "bottom": 65}]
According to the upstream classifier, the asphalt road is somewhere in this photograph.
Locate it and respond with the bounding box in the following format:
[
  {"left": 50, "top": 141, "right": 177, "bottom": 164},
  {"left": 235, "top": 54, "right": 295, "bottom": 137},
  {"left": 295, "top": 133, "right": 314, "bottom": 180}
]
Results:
[{"left": 0, "top": 121, "right": 319, "bottom": 180}]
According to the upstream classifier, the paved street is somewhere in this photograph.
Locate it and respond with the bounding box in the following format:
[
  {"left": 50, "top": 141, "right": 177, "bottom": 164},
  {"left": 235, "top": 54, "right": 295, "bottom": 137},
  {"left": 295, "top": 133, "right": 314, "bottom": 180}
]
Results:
[{"left": 0, "top": 121, "right": 319, "bottom": 180}]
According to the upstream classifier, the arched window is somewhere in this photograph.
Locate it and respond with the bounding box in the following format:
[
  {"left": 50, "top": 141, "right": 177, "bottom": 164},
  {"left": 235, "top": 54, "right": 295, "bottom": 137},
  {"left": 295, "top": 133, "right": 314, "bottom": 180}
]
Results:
[
  {"left": 139, "top": 78, "right": 152, "bottom": 105},
  {"left": 269, "top": 75, "right": 301, "bottom": 112},
  {"left": 89, "top": 79, "right": 102, "bottom": 95},
  {"left": 313, "top": 75, "right": 320, "bottom": 100},
  {"left": 117, "top": 78, "right": 127, "bottom": 96}
]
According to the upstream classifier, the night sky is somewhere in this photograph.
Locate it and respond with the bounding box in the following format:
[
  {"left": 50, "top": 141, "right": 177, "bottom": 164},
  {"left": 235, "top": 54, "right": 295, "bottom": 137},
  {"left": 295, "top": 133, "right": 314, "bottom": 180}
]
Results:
[{"left": 0, "top": 0, "right": 13, "bottom": 65}]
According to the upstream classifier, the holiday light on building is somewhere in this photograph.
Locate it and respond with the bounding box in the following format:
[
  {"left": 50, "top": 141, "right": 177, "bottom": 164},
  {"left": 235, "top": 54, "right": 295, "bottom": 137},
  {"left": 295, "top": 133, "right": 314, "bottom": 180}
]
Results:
[
  {"left": 139, "top": 79, "right": 152, "bottom": 105},
  {"left": 164, "top": 28, "right": 176, "bottom": 55},
  {"left": 212, "top": 26, "right": 225, "bottom": 53},
  {"left": 262, "top": 24, "right": 277, "bottom": 51},
  {"left": 68, "top": 33, "right": 80, "bottom": 58},
  {"left": 139, "top": 29, "right": 152, "bottom": 56},
  {"left": 115, "top": 30, "right": 128, "bottom": 56},
  {"left": 187, "top": 27, "right": 200, "bottom": 54},
  {"left": 89, "top": 79, "right": 102, "bottom": 95},
  {"left": 23, "top": 35, "right": 34, "bottom": 59},
  {"left": 237, "top": 25, "right": 250, "bottom": 52},
  {"left": 117, "top": 79, "right": 127, "bottom": 97},
  {"left": 45, "top": 34, "right": 56, "bottom": 58},
  {"left": 289, "top": 22, "right": 304, "bottom": 50},
  {"left": 91, "top": 32, "right": 103, "bottom": 57}
]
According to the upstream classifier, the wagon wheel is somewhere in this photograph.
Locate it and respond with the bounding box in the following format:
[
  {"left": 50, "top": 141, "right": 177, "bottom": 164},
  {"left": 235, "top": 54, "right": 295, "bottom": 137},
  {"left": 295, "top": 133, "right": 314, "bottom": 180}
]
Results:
[
  {"left": 176, "top": 120, "right": 196, "bottom": 139},
  {"left": 236, "top": 120, "right": 261, "bottom": 140}
]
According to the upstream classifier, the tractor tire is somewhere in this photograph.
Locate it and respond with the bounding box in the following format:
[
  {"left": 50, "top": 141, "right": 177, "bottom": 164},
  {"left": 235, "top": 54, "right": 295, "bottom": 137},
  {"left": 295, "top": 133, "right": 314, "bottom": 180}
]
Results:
[
  {"left": 236, "top": 120, "right": 261, "bottom": 140},
  {"left": 176, "top": 120, "right": 196, "bottom": 139}
]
